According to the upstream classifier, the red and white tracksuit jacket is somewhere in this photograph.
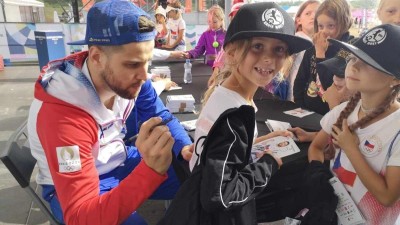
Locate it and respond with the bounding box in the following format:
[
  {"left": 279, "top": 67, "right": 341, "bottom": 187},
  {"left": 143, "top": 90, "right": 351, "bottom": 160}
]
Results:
[{"left": 28, "top": 51, "right": 167, "bottom": 225}]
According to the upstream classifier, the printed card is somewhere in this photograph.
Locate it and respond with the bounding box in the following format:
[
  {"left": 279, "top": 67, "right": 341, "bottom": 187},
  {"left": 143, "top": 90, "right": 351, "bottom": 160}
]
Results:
[
  {"left": 283, "top": 108, "right": 314, "bottom": 118},
  {"left": 251, "top": 136, "right": 300, "bottom": 162}
]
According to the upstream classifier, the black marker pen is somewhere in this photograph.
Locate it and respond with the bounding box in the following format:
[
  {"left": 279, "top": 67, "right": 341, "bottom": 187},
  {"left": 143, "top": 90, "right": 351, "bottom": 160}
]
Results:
[{"left": 126, "top": 117, "right": 173, "bottom": 143}]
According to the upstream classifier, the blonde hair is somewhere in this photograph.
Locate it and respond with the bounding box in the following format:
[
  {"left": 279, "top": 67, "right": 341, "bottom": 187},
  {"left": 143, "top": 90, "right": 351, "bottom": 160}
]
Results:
[
  {"left": 314, "top": 0, "right": 352, "bottom": 38},
  {"left": 295, "top": 0, "right": 320, "bottom": 32},
  {"left": 280, "top": 56, "right": 294, "bottom": 80},
  {"left": 202, "top": 39, "right": 252, "bottom": 106},
  {"left": 208, "top": 5, "right": 226, "bottom": 30}
]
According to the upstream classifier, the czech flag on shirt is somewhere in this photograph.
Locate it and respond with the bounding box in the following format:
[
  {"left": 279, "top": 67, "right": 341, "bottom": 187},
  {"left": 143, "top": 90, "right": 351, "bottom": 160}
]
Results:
[
  {"left": 332, "top": 150, "right": 357, "bottom": 187},
  {"left": 364, "top": 140, "right": 374, "bottom": 149}
]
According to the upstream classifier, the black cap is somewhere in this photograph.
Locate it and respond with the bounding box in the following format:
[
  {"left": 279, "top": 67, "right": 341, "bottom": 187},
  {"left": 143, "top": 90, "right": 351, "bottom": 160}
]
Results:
[
  {"left": 329, "top": 24, "right": 400, "bottom": 79},
  {"left": 223, "top": 2, "right": 312, "bottom": 55},
  {"left": 318, "top": 49, "right": 350, "bottom": 78}
]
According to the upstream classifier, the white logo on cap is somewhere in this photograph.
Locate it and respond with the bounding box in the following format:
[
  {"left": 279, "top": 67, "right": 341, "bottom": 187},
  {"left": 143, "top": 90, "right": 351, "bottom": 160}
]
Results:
[
  {"left": 363, "top": 28, "right": 387, "bottom": 46},
  {"left": 262, "top": 8, "right": 284, "bottom": 30}
]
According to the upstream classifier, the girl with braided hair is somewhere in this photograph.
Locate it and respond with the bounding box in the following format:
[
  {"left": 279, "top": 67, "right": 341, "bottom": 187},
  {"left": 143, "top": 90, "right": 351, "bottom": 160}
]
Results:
[{"left": 308, "top": 24, "right": 400, "bottom": 225}]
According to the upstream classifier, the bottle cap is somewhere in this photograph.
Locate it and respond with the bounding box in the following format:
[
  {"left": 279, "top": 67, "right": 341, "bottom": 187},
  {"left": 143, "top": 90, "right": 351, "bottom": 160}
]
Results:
[{"left": 186, "top": 59, "right": 190, "bottom": 63}]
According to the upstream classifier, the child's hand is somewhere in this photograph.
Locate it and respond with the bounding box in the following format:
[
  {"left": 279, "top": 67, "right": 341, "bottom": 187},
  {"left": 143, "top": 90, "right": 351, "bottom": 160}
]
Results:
[
  {"left": 256, "top": 130, "right": 291, "bottom": 143},
  {"left": 183, "top": 52, "right": 190, "bottom": 58},
  {"left": 170, "top": 51, "right": 185, "bottom": 59},
  {"left": 287, "top": 127, "right": 316, "bottom": 142},
  {"left": 180, "top": 144, "right": 194, "bottom": 161},
  {"left": 263, "top": 150, "right": 283, "bottom": 168},
  {"left": 313, "top": 31, "right": 329, "bottom": 57},
  {"left": 331, "top": 119, "right": 360, "bottom": 152},
  {"left": 162, "top": 44, "right": 173, "bottom": 49}
]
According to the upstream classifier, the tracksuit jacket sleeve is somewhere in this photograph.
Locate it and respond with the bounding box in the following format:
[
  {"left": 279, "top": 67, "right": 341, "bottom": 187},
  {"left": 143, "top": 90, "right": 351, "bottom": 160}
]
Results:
[
  {"left": 199, "top": 115, "right": 279, "bottom": 212},
  {"left": 126, "top": 80, "right": 192, "bottom": 158},
  {"left": 188, "top": 32, "right": 207, "bottom": 59},
  {"left": 36, "top": 98, "right": 167, "bottom": 225},
  {"left": 293, "top": 48, "right": 313, "bottom": 108}
]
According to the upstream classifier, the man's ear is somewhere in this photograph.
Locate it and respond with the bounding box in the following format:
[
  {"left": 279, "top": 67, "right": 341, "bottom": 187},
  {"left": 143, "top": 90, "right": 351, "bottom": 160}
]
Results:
[{"left": 88, "top": 46, "right": 106, "bottom": 69}]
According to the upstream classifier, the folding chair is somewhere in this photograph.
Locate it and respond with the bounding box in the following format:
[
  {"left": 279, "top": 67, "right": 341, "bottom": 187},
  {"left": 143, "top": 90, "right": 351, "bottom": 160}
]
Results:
[{"left": 0, "top": 119, "right": 62, "bottom": 225}]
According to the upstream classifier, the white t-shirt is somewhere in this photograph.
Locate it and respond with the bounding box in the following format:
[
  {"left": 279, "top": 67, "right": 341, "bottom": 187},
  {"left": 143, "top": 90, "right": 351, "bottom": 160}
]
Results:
[
  {"left": 189, "top": 86, "right": 258, "bottom": 171},
  {"left": 167, "top": 17, "right": 186, "bottom": 50},
  {"left": 321, "top": 101, "right": 400, "bottom": 225}
]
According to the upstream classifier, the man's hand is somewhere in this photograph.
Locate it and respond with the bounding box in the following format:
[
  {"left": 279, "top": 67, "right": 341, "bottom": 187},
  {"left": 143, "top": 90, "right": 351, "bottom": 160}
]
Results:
[
  {"left": 180, "top": 144, "right": 193, "bottom": 161},
  {"left": 135, "top": 117, "right": 174, "bottom": 174}
]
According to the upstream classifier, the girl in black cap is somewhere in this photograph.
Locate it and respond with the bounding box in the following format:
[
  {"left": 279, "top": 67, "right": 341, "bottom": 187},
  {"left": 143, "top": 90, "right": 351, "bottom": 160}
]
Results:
[
  {"left": 309, "top": 24, "right": 400, "bottom": 225},
  {"left": 293, "top": 0, "right": 354, "bottom": 115},
  {"left": 187, "top": 2, "right": 312, "bottom": 224}
]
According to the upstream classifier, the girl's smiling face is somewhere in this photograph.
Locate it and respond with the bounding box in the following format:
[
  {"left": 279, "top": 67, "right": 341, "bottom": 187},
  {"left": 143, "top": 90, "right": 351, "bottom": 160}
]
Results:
[{"left": 234, "top": 37, "right": 288, "bottom": 88}]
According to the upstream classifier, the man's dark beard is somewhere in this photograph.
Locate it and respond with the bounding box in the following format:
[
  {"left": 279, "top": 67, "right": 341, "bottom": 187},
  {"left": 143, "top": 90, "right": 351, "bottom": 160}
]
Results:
[{"left": 101, "top": 64, "right": 142, "bottom": 99}]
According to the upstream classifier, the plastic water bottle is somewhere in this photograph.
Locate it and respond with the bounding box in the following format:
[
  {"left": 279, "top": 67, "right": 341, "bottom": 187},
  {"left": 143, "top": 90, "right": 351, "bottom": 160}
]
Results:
[{"left": 183, "top": 59, "right": 192, "bottom": 84}]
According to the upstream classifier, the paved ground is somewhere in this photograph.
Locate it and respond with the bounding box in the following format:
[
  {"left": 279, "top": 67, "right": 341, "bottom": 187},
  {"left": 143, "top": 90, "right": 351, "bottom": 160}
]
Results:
[{"left": 0, "top": 65, "right": 165, "bottom": 225}]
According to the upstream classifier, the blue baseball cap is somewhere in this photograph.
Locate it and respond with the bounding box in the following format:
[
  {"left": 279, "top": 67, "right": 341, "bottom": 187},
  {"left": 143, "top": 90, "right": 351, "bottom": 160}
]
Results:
[{"left": 68, "top": 0, "right": 156, "bottom": 45}]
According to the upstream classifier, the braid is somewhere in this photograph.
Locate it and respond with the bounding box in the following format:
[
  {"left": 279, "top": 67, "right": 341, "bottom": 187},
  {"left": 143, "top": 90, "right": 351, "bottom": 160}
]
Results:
[
  {"left": 325, "top": 92, "right": 361, "bottom": 160},
  {"left": 324, "top": 86, "right": 400, "bottom": 160},
  {"left": 333, "top": 92, "right": 361, "bottom": 130},
  {"left": 350, "top": 85, "right": 400, "bottom": 130}
]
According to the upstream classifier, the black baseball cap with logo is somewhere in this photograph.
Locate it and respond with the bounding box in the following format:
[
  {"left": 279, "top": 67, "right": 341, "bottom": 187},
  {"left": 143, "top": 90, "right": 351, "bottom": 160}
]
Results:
[
  {"left": 328, "top": 24, "right": 400, "bottom": 79},
  {"left": 318, "top": 49, "right": 350, "bottom": 78},
  {"left": 223, "top": 2, "right": 312, "bottom": 55}
]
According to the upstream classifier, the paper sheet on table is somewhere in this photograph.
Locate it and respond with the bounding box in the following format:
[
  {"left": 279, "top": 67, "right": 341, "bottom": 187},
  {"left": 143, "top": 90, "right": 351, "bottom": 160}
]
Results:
[
  {"left": 168, "top": 86, "right": 182, "bottom": 91},
  {"left": 265, "top": 119, "right": 292, "bottom": 132}
]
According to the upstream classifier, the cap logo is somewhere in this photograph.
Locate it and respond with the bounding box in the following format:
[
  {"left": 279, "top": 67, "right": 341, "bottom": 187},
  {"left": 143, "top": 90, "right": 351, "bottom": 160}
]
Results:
[
  {"left": 363, "top": 28, "right": 387, "bottom": 46},
  {"left": 337, "top": 49, "right": 350, "bottom": 60},
  {"left": 262, "top": 8, "right": 284, "bottom": 30}
]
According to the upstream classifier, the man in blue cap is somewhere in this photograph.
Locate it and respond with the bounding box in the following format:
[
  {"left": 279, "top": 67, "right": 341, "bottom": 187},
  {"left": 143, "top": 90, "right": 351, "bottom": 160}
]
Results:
[{"left": 27, "top": 0, "right": 192, "bottom": 224}]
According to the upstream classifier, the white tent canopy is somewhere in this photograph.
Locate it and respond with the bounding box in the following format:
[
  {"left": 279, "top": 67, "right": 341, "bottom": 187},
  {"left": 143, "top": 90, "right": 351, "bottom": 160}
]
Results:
[{"left": 5, "top": 0, "right": 44, "bottom": 7}]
